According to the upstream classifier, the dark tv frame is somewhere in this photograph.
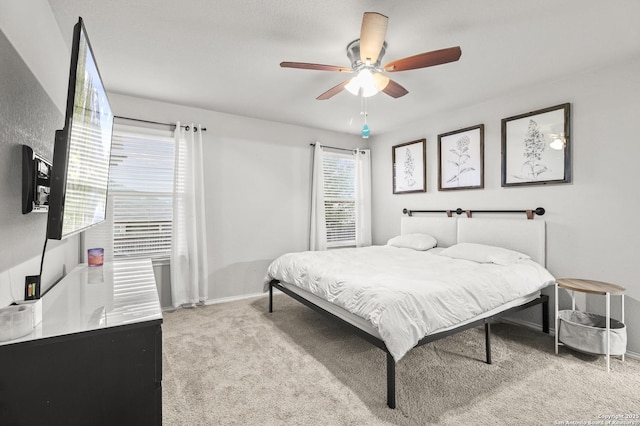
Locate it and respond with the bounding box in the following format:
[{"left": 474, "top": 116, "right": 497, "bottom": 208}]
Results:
[{"left": 47, "top": 17, "right": 113, "bottom": 240}]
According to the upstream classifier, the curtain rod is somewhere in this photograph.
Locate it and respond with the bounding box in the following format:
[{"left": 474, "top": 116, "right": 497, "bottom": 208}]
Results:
[
  {"left": 114, "top": 115, "right": 207, "bottom": 132},
  {"left": 309, "top": 143, "right": 365, "bottom": 153}
]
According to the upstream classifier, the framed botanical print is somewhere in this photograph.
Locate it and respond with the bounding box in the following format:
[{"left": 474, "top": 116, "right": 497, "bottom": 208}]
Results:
[
  {"left": 501, "top": 103, "right": 571, "bottom": 186},
  {"left": 438, "top": 124, "right": 484, "bottom": 191},
  {"left": 392, "top": 139, "right": 426, "bottom": 194}
]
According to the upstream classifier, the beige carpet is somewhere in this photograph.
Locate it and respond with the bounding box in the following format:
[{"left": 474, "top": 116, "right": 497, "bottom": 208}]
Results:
[{"left": 162, "top": 295, "right": 639, "bottom": 425}]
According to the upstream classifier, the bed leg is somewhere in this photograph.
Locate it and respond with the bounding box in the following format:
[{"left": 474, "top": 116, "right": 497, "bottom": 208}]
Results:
[
  {"left": 269, "top": 283, "right": 273, "bottom": 313},
  {"left": 485, "top": 322, "right": 492, "bottom": 364},
  {"left": 386, "top": 352, "right": 396, "bottom": 409},
  {"left": 542, "top": 296, "right": 550, "bottom": 333}
]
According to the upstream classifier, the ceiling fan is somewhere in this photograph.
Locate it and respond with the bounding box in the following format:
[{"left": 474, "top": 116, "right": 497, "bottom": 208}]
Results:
[{"left": 280, "top": 12, "right": 462, "bottom": 100}]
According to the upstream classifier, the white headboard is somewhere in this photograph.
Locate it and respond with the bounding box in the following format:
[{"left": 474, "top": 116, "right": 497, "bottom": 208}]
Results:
[
  {"left": 457, "top": 218, "right": 546, "bottom": 266},
  {"left": 400, "top": 217, "right": 458, "bottom": 248},
  {"left": 400, "top": 216, "right": 546, "bottom": 266}
]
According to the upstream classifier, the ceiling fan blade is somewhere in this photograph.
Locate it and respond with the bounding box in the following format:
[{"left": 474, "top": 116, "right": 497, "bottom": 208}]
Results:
[
  {"left": 384, "top": 46, "right": 462, "bottom": 72},
  {"left": 280, "top": 62, "right": 352, "bottom": 73},
  {"left": 382, "top": 79, "right": 409, "bottom": 98},
  {"left": 359, "top": 12, "right": 388, "bottom": 64},
  {"left": 316, "top": 80, "right": 350, "bottom": 100}
]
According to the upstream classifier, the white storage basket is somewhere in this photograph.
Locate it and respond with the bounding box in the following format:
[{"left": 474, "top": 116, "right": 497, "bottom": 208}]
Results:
[
  {"left": 558, "top": 310, "right": 626, "bottom": 356},
  {"left": 0, "top": 305, "right": 34, "bottom": 342}
]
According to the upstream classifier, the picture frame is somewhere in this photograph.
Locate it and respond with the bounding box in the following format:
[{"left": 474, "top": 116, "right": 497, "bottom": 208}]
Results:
[
  {"left": 438, "top": 124, "right": 484, "bottom": 191},
  {"left": 392, "top": 139, "right": 426, "bottom": 194},
  {"left": 501, "top": 103, "right": 571, "bottom": 187}
]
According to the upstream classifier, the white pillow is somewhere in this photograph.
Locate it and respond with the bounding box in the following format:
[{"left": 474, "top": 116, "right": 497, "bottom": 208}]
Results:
[
  {"left": 438, "top": 243, "right": 530, "bottom": 265},
  {"left": 387, "top": 234, "right": 438, "bottom": 251}
]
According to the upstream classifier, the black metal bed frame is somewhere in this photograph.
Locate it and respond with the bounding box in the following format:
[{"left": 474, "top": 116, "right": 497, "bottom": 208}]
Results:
[{"left": 269, "top": 280, "right": 549, "bottom": 409}]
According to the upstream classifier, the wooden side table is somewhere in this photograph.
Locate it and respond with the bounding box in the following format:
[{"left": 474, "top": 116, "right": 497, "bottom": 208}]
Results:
[{"left": 555, "top": 278, "right": 626, "bottom": 372}]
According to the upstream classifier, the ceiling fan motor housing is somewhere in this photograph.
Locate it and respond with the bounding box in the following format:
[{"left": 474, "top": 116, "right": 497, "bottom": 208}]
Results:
[{"left": 347, "top": 39, "right": 387, "bottom": 72}]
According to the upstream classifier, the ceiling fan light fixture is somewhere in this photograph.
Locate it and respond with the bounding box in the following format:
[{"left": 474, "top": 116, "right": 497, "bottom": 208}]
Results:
[
  {"left": 345, "top": 68, "right": 379, "bottom": 97},
  {"left": 372, "top": 73, "right": 389, "bottom": 91},
  {"left": 345, "top": 78, "right": 360, "bottom": 96}
]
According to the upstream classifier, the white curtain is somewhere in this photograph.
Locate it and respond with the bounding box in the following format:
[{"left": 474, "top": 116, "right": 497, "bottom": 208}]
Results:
[
  {"left": 170, "top": 122, "right": 209, "bottom": 308},
  {"left": 309, "top": 143, "right": 327, "bottom": 251},
  {"left": 355, "top": 149, "right": 372, "bottom": 247}
]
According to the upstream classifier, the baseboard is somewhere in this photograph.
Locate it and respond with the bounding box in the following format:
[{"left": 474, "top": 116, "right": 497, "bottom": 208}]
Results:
[
  {"left": 161, "top": 292, "right": 268, "bottom": 312},
  {"left": 502, "top": 317, "right": 640, "bottom": 361},
  {"left": 203, "top": 292, "right": 267, "bottom": 306},
  {"left": 501, "top": 317, "right": 556, "bottom": 335}
]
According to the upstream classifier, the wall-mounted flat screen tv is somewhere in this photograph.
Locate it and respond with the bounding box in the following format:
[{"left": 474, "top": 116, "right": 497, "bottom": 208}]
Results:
[{"left": 47, "top": 17, "right": 113, "bottom": 240}]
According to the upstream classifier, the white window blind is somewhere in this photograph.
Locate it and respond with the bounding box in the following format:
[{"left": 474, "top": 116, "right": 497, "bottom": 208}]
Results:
[
  {"left": 108, "top": 124, "right": 175, "bottom": 260},
  {"left": 323, "top": 151, "right": 356, "bottom": 247}
]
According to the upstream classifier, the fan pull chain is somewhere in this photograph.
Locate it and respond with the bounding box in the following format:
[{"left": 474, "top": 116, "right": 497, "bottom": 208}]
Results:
[{"left": 360, "top": 95, "right": 370, "bottom": 138}]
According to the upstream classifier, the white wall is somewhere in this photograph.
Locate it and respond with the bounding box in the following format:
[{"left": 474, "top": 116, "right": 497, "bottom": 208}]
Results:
[
  {"left": 370, "top": 56, "right": 640, "bottom": 355},
  {"left": 0, "top": 0, "right": 68, "bottom": 111},
  {"left": 108, "top": 93, "right": 362, "bottom": 303},
  {"left": 0, "top": 0, "right": 80, "bottom": 306}
]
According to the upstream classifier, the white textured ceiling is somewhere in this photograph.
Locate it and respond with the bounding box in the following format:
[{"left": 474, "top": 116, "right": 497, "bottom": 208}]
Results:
[{"left": 47, "top": 0, "right": 640, "bottom": 136}]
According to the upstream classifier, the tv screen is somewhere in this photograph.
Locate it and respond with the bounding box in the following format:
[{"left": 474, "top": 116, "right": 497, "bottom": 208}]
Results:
[{"left": 47, "top": 17, "right": 113, "bottom": 240}]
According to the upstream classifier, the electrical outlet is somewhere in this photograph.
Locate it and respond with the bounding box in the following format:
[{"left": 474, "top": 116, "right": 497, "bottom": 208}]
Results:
[{"left": 24, "top": 275, "right": 41, "bottom": 300}]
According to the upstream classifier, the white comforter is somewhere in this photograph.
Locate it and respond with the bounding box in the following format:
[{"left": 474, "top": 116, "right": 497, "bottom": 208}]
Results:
[{"left": 264, "top": 246, "right": 555, "bottom": 361}]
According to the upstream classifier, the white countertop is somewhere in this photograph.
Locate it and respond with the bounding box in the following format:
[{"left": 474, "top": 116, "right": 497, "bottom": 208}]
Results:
[{"left": 0, "top": 259, "right": 162, "bottom": 346}]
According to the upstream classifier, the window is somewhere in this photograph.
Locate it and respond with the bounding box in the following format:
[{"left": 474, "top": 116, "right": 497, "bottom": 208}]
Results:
[
  {"left": 323, "top": 151, "right": 356, "bottom": 247},
  {"left": 108, "top": 124, "right": 175, "bottom": 261}
]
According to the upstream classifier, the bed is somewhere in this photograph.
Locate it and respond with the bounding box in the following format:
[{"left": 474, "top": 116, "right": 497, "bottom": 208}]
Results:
[{"left": 265, "top": 210, "right": 554, "bottom": 409}]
